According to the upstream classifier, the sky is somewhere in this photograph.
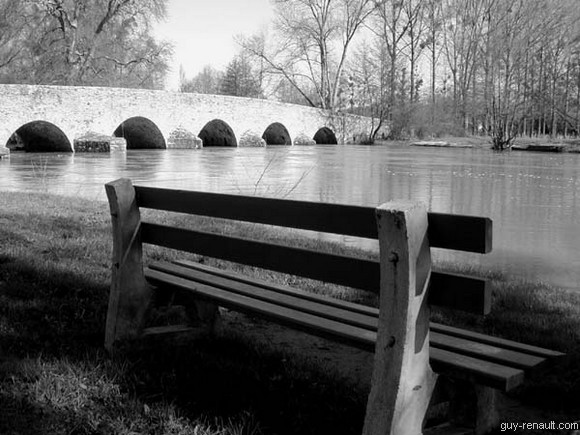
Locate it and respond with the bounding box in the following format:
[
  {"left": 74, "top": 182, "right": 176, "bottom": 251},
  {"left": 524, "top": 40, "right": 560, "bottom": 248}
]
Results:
[{"left": 153, "top": 0, "right": 274, "bottom": 91}]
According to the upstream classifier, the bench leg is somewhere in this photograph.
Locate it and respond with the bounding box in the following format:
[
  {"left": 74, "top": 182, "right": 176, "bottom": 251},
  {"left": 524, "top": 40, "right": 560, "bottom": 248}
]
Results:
[
  {"left": 154, "top": 287, "right": 222, "bottom": 336},
  {"left": 186, "top": 300, "right": 222, "bottom": 335},
  {"left": 151, "top": 287, "right": 222, "bottom": 335},
  {"left": 446, "top": 379, "right": 499, "bottom": 434}
]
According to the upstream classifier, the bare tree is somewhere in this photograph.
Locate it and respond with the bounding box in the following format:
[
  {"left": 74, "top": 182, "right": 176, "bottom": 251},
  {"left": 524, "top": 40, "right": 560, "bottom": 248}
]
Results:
[
  {"left": 239, "top": 0, "right": 374, "bottom": 112},
  {"left": 347, "top": 39, "right": 390, "bottom": 141},
  {"left": 441, "top": 0, "right": 492, "bottom": 131},
  {"left": 482, "top": 0, "right": 546, "bottom": 148},
  {"left": 424, "top": 0, "right": 443, "bottom": 130},
  {"left": 372, "top": 0, "right": 408, "bottom": 119},
  {"left": 402, "top": 0, "right": 426, "bottom": 104},
  {"left": 0, "top": 1, "right": 33, "bottom": 76},
  {"left": 1, "top": 0, "right": 172, "bottom": 88}
]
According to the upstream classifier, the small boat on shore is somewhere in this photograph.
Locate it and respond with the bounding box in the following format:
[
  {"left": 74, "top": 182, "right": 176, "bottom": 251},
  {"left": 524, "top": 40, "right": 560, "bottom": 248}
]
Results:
[{"left": 511, "top": 144, "right": 565, "bottom": 153}]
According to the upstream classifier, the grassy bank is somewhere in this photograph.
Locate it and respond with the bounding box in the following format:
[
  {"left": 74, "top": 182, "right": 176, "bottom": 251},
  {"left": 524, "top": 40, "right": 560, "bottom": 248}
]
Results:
[{"left": 0, "top": 191, "right": 578, "bottom": 434}]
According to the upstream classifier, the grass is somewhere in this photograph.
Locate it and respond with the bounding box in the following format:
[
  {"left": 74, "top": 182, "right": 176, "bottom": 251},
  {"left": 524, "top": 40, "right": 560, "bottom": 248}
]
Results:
[{"left": 0, "top": 190, "right": 579, "bottom": 434}]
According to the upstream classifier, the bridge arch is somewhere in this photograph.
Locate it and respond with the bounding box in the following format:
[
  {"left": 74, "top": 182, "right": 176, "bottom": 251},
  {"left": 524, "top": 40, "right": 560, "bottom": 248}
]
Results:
[
  {"left": 262, "top": 122, "right": 292, "bottom": 145},
  {"left": 313, "top": 127, "right": 337, "bottom": 144},
  {"left": 199, "top": 119, "right": 237, "bottom": 147},
  {"left": 262, "top": 122, "right": 291, "bottom": 145},
  {"left": 113, "top": 116, "right": 166, "bottom": 149},
  {"left": 6, "top": 121, "right": 72, "bottom": 152}
]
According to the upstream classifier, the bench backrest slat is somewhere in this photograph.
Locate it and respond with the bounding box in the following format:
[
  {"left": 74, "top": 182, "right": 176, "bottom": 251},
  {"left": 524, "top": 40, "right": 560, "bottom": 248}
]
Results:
[
  {"left": 141, "top": 223, "right": 491, "bottom": 314},
  {"left": 142, "top": 222, "right": 379, "bottom": 291},
  {"left": 135, "top": 186, "right": 492, "bottom": 254}
]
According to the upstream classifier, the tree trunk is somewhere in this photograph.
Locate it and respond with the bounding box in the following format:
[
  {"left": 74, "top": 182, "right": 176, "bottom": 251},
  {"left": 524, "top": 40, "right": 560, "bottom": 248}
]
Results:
[{"left": 563, "top": 60, "right": 570, "bottom": 137}]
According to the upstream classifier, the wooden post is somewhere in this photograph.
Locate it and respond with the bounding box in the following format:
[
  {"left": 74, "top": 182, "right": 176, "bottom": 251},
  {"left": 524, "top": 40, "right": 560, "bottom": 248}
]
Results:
[
  {"left": 104, "top": 178, "right": 152, "bottom": 351},
  {"left": 363, "top": 201, "right": 437, "bottom": 435}
]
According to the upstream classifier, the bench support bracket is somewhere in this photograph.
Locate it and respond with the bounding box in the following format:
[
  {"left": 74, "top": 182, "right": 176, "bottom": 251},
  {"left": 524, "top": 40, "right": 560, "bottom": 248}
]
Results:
[
  {"left": 363, "top": 201, "right": 437, "bottom": 435},
  {"left": 105, "top": 178, "right": 152, "bottom": 351}
]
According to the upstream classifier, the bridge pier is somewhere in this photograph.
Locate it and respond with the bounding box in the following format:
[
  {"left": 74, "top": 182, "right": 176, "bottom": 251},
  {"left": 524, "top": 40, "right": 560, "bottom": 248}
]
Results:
[
  {"left": 167, "top": 127, "right": 203, "bottom": 149},
  {"left": 73, "top": 134, "right": 127, "bottom": 152},
  {"left": 239, "top": 130, "right": 266, "bottom": 147}
]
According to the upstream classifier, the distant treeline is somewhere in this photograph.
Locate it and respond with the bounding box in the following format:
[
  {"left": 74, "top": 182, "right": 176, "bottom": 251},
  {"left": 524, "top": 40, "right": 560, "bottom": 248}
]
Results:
[{"left": 233, "top": 0, "right": 580, "bottom": 143}]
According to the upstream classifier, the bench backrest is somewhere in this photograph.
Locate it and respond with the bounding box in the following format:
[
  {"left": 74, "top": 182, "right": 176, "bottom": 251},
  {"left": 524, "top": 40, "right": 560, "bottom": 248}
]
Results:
[{"left": 132, "top": 184, "right": 492, "bottom": 315}]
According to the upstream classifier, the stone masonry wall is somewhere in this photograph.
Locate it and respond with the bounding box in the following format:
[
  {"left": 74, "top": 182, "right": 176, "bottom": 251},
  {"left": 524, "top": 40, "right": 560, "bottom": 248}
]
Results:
[{"left": 0, "top": 84, "right": 375, "bottom": 150}]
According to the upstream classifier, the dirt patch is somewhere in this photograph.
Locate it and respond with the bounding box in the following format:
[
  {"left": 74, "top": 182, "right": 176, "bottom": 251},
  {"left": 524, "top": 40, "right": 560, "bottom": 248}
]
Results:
[
  {"left": 217, "top": 310, "right": 574, "bottom": 431},
  {"left": 222, "top": 311, "right": 374, "bottom": 393}
]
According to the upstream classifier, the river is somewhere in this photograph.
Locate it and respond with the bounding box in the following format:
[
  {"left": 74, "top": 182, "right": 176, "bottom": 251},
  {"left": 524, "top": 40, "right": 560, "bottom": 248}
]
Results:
[{"left": 1, "top": 144, "right": 579, "bottom": 291}]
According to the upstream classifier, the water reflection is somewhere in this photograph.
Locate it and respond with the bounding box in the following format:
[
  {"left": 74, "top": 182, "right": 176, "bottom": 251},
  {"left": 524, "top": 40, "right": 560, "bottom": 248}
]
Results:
[{"left": 1, "top": 145, "right": 579, "bottom": 290}]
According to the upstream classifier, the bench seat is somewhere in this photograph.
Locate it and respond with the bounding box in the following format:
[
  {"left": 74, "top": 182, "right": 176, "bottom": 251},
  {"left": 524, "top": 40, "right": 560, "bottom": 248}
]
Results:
[{"left": 145, "top": 259, "right": 562, "bottom": 392}]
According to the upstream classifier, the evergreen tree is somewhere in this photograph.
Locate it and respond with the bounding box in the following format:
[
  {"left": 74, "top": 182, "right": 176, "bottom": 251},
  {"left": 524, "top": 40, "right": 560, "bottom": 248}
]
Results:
[{"left": 220, "top": 55, "right": 262, "bottom": 98}]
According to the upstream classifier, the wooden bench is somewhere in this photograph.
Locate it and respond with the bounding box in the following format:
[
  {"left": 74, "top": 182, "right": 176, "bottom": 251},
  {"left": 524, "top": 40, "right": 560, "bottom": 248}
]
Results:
[{"left": 104, "top": 178, "right": 563, "bottom": 435}]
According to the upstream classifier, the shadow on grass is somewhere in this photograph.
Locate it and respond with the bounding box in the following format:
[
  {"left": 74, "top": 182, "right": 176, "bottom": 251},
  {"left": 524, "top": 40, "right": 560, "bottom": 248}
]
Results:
[
  {"left": 121, "top": 336, "right": 367, "bottom": 435},
  {"left": 0, "top": 255, "right": 107, "bottom": 358},
  {"left": 0, "top": 255, "right": 366, "bottom": 434},
  {"left": 0, "top": 391, "right": 71, "bottom": 435}
]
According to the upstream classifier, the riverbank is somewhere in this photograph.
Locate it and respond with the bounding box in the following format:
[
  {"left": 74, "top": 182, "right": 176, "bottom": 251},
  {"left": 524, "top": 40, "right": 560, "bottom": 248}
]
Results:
[
  {"left": 0, "top": 191, "right": 578, "bottom": 433},
  {"left": 408, "top": 135, "right": 580, "bottom": 153}
]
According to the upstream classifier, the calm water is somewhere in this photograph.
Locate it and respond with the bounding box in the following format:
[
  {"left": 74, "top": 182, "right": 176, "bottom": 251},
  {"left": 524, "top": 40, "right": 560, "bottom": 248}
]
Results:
[{"left": 1, "top": 144, "right": 579, "bottom": 291}]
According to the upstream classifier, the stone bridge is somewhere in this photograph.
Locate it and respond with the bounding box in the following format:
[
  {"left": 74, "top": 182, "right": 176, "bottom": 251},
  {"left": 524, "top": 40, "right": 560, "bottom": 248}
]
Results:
[{"left": 0, "top": 84, "right": 375, "bottom": 152}]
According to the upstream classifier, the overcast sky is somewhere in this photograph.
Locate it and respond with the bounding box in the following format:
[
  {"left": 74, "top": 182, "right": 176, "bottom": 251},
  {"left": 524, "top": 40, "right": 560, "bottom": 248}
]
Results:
[{"left": 154, "top": 0, "right": 273, "bottom": 90}]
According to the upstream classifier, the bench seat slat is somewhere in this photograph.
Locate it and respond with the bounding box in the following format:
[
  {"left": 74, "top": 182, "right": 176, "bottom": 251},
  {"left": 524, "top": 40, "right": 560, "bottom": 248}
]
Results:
[
  {"left": 149, "top": 261, "right": 546, "bottom": 372},
  {"left": 173, "top": 260, "right": 378, "bottom": 316},
  {"left": 135, "top": 186, "right": 492, "bottom": 253},
  {"left": 429, "top": 348, "right": 524, "bottom": 391},
  {"left": 169, "top": 261, "right": 555, "bottom": 361},
  {"left": 145, "top": 268, "right": 377, "bottom": 350},
  {"left": 150, "top": 262, "right": 377, "bottom": 330},
  {"left": 141, "top": 223, "right": 490, "bottom": 314},
  {"left": 429, "top": 333, "right": 545, "bottom": 370},
  {"left": 144, "top": 267, "right": 524, "bottom": 391},
  {"left": 431, "top": 324, "right": 565, "bottom": 359}
]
